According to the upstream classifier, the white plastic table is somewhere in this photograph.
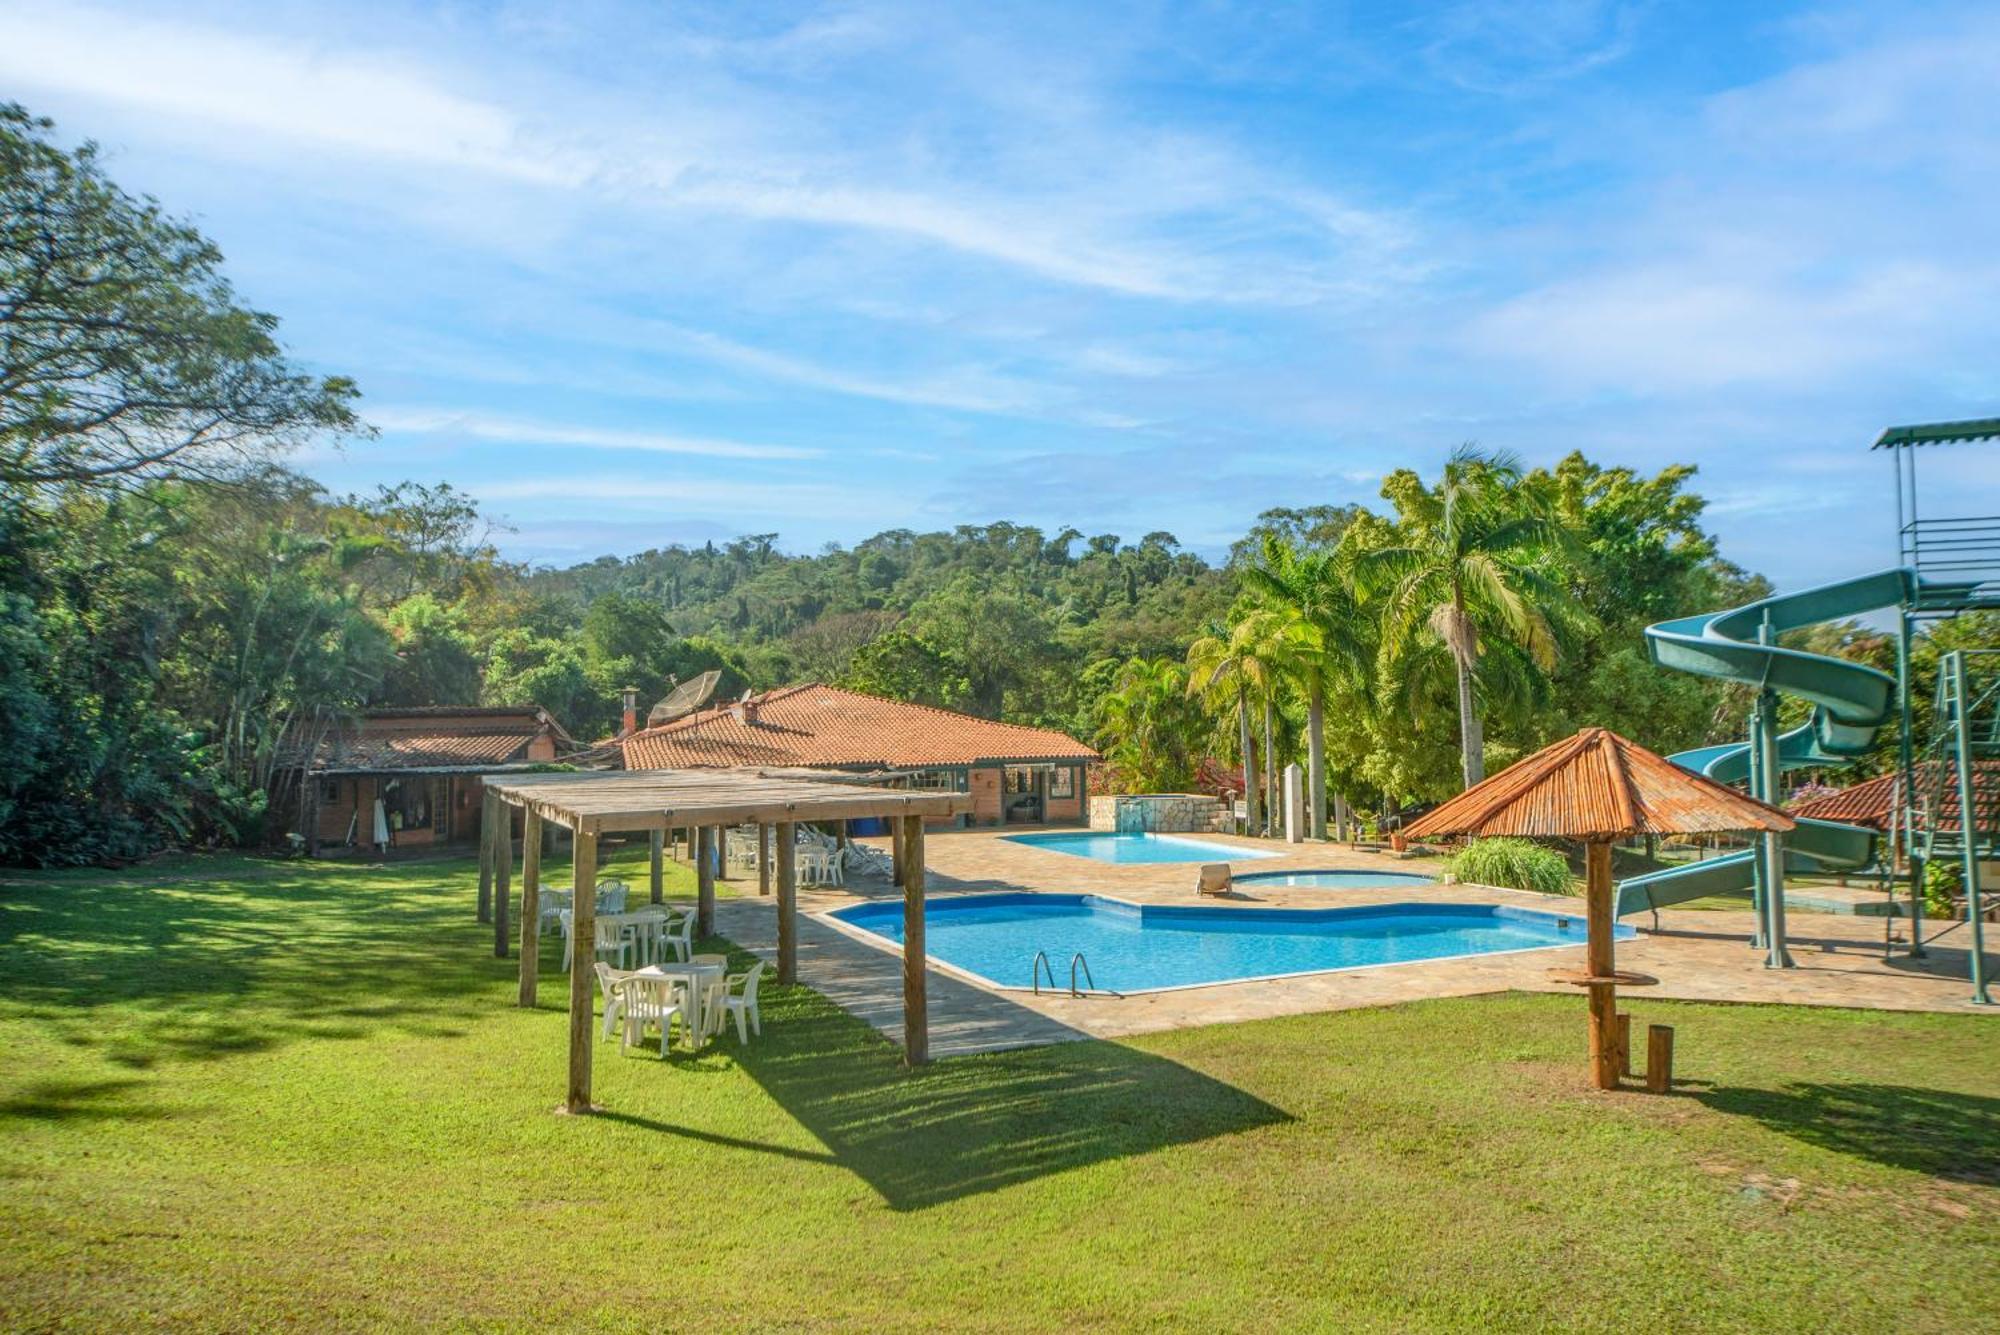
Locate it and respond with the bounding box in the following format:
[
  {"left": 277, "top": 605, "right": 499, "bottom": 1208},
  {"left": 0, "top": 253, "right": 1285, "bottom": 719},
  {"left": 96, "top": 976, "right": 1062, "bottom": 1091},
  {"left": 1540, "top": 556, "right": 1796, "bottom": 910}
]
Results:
[{"left": 636, "top": 958, "right": 725, "bottom": 1048}]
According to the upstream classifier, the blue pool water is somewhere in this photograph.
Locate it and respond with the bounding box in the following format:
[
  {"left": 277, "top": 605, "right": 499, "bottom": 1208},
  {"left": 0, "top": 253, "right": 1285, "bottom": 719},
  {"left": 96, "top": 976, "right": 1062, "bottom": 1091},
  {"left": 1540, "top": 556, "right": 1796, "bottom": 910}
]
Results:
[
  {"left": 1234, "top": 869, "right": 1437, "bottom": 890},
  {"left": 829, "top": 893, "right": 1628, "bottom": 993},
  {"left": 1003, "top": 831, "right": 1278, "bottom": 864}
]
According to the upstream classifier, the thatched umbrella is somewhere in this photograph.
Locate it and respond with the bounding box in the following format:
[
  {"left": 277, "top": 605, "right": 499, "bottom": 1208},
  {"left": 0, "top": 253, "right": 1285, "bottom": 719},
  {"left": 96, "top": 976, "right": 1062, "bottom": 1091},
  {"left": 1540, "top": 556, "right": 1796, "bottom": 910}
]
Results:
[{"left": 1404, "top": 727, "right": 1795, "bottom": 1089}]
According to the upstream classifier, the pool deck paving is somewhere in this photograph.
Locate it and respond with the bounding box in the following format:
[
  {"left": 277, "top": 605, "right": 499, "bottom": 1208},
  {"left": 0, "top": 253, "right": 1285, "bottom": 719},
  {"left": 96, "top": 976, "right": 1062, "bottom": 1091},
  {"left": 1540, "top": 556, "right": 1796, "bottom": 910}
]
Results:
[{"left": 717, "top": 827, "right": 1995, "bottom": 1056}]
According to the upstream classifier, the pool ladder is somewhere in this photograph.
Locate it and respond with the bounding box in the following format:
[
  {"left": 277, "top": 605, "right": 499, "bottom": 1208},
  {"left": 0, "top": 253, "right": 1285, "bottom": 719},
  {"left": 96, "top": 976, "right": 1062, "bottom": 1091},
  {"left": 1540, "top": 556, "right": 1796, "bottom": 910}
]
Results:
[{"left": 1031, "top": 950, "right": 1123, "bottom": 998}]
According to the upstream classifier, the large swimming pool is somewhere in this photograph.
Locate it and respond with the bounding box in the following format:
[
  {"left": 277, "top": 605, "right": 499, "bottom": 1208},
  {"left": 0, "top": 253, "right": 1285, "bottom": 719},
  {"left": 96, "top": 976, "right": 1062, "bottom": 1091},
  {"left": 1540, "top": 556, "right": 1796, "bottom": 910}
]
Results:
[
  {"left": 827, "top": 892, "right": 1625, "bottom": 993},
  {"left": 1002, "top": 831, "right": 1279, "bottom": 864}
]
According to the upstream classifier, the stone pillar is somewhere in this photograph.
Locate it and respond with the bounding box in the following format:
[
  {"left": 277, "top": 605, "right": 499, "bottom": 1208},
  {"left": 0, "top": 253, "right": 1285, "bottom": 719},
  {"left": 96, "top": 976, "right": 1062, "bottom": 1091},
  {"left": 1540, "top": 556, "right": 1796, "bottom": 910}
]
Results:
[{"left": 1283, "top": 764, "right": 1305, "bottom": 844}]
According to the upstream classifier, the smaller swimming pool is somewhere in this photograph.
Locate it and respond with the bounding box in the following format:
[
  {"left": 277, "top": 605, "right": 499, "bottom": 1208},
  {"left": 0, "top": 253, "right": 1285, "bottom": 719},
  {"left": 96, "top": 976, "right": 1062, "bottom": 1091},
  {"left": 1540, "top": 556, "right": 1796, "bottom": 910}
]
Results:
[
  {"left": 1234, "top": 868, "right": 1437, "bottom": 890},
  {"left": 1002, "top": 831, "right": 1278, "bottom": 865}
]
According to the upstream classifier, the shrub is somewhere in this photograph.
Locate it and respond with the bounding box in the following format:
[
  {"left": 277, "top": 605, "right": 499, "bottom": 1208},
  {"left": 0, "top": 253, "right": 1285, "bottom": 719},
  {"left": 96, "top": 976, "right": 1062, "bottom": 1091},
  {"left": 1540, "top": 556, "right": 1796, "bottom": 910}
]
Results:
[
  {"left": 1923, "top": 861, "right": 1960, "bottom": 918},
  {"left": 1447, "top": 837, "right": 1576, "bottom": 896}
]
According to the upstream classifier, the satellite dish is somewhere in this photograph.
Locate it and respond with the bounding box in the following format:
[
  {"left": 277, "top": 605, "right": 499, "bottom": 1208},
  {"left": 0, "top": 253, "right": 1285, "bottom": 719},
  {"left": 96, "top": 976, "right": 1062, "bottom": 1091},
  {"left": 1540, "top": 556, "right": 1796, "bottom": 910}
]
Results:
[{"left": 648, "top": 669, "right": 721, "bottom": 727}]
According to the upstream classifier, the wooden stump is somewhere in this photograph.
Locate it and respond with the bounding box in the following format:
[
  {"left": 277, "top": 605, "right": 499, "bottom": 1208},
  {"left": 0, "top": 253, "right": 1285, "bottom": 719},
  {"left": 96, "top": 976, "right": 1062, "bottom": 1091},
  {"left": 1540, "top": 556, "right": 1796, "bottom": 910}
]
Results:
[{"left": 1646, "top": 1025, "right": 1675, "bottom": 1094}]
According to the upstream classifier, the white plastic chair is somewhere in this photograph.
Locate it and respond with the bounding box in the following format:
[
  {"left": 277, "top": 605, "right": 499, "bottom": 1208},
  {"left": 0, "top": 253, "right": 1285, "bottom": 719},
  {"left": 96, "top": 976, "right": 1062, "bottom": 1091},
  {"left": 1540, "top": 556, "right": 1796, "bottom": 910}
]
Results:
[
  {"left": 659, "top": 912, "right": 694, "bottom": 964},
  {"left": 594, "top": 962, "right": 638, "bottom": 1039},
  {"left": 596, "top": 881, "right": 629, "bottom": 915},
  {"left": 594, "top": 917, "right": 631, "bottom": 969},
  {"left": 716, "top": 960, "right": 766, "bottom": 1043},
  {"left": 619, "top": 975, "right": 684, "bottom": 1057},
  {"left": 540, "top": 888, "right": 572, "bottom": 936}
]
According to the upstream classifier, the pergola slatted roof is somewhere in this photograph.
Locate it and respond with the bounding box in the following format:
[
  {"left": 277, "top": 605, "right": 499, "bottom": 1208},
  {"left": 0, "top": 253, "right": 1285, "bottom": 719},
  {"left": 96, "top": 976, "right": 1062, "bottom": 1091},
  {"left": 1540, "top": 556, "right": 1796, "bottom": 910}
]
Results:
[{"left": 483, "top": 769, "right": 970, "bottom": 834}]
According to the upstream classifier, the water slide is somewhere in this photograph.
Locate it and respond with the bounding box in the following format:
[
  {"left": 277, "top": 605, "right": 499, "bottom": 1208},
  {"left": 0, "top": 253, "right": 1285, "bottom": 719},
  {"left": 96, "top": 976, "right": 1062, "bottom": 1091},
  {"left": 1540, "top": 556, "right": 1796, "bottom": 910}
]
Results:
[{"left": 1615, "top": 568, "right": 1955, "bottom": 917}]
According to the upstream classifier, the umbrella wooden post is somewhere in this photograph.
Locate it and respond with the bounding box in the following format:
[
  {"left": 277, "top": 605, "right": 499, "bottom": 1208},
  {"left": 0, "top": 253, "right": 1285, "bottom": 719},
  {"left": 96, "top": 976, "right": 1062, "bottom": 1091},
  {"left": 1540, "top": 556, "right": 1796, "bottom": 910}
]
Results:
[{"left": 1586, "top": 840, "right": 1620, "bottom": 1090}]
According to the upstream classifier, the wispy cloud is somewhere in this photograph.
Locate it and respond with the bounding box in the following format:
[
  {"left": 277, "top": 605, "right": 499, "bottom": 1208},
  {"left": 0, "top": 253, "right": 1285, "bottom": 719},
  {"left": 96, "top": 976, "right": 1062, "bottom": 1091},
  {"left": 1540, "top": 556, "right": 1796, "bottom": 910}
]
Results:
[
  {"left": 0, "top": 3, "right": 580, "bottom": 185},
  {"left": 371, "top": 409, "right": 820, "bottom": 460}
]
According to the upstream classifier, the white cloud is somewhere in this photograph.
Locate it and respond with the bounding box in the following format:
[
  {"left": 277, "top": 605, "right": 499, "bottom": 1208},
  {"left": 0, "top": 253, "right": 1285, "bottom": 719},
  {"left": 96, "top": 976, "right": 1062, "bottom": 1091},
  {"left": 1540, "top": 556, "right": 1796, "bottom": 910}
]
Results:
[
  {"left": 0, "top": 3, "right": 580, "bottom": 185},
  {"left": 371, "top": 408, "right": 820, "bottom": 460}
]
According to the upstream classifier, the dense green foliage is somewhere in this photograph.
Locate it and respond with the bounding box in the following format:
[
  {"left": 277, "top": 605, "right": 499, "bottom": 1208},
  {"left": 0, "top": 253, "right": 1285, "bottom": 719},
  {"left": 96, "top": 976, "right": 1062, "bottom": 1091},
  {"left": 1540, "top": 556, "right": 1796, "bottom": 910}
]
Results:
[
  {"left": 3, "top": 854, "right": 1995, "bottom": 1329},
  {"left": 1446, "top": 837, "right": 1578, "bottom": 896}
]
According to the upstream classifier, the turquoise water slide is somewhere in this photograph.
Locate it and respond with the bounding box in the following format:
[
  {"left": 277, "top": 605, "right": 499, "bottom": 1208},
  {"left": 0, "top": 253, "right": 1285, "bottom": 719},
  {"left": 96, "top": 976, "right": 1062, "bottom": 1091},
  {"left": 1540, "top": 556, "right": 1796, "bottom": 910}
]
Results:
[{"left": 1615, "top": 569, "right": 1938, "bottom": 917}]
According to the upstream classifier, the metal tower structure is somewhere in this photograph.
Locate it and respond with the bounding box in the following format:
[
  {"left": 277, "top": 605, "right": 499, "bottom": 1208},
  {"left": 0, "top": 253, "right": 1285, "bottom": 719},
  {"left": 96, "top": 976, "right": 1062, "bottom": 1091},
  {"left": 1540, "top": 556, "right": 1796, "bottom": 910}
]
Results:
[{"left": 1877, "top": 417, "right": 2000, "bottom": 1003}]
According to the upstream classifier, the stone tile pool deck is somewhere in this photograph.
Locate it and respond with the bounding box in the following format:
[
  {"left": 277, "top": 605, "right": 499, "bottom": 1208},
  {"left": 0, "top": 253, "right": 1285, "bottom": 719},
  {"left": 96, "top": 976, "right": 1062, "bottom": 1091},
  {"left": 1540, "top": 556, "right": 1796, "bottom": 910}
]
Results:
[{"left": 717, "top": 828, "right": 1995, "bottom": 1056}]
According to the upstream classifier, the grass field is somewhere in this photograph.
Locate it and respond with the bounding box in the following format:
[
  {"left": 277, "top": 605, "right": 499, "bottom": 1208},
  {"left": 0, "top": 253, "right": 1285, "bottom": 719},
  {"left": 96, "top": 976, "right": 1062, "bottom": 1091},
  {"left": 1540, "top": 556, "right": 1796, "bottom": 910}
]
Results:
[{"left": 1, "top": 852, "right": 1995, "bottom": 1331}]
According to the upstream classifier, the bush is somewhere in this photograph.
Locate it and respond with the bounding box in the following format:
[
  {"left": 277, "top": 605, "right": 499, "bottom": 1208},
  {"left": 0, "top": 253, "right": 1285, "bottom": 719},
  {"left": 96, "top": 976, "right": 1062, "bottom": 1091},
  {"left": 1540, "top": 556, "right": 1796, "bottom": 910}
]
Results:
[
  {"left": 1923, "top": 861, "right": 1960, "bottom": 918},
  {"left": 1447, "top": 837, "right": 1576, "bottom": 896}
]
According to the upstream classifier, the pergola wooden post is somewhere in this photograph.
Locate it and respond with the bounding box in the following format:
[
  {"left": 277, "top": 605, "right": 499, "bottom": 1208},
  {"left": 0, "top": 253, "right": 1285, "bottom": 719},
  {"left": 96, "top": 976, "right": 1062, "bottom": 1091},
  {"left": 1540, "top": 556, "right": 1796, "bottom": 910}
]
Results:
[
  {"left": 482, "top": 769, "right": 967, "bottom": 1111},
  {"left": 477, "top": 786, "right": 496, "bottom": 923},
  {"left": 518, "top": 810, "right": 541, "bottom": 1005},
  {"left": 900, "top": 814, "right": 929, "bottom": 1066},
  {"left": 493, "top": 803, "right": 512, "bottom": 960},
  {"left": 1583, "top": 840, "right": 1618, "bottom": 1090},
  {"left": 758, "top": 823, "right": 772, "bottom": 897},
  {"left": 776, "top": 821, "right": 798, "bottom": 984},
  {"left": 696, "top": 826, "right": 716, "bottom": 937},
  {"left": 648, "top": 830, "right": 663, "bottom": 904},
  {"left": 567, "top": 829, "right": 597, "bottom": 1113}
]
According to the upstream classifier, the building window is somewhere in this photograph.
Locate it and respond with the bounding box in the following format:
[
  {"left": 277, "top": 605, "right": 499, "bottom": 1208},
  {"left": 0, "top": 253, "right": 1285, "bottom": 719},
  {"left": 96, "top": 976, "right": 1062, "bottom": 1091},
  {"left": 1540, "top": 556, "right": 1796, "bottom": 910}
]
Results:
[
  {"left": 906, "top": 769, "right": 958, "bottom": 791},
  {"left": 1049, "top": 767, "right": 1074, "bottom": 799},
  {"left": 321, "top": 779, "right": 341, "bottom": 803}
]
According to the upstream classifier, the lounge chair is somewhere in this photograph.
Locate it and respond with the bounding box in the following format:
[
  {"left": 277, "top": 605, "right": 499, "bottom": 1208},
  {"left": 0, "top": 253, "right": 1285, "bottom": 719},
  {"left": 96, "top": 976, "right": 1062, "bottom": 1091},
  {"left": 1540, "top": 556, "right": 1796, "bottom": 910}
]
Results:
[{"left": 1196, "top": 863, "right": 1232, "bottom": 897}]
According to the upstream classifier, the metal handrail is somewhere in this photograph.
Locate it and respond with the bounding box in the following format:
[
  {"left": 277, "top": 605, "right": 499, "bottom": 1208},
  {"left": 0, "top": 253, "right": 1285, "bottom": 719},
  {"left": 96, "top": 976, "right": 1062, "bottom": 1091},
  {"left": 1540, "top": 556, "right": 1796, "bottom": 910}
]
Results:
[
  {"left": 1031, "top": 951, "right": 1056, "bottom": 995},
  {"left": 1067, "top": 953, "right": 1123, "bottom": 997}
]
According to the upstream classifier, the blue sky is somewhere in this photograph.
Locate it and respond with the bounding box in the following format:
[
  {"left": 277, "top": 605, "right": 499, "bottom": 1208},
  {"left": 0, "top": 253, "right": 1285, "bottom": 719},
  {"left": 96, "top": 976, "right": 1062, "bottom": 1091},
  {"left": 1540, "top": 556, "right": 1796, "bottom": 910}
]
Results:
[{"left": 4, "top": 1, "right": 1996, "bottom": 587}]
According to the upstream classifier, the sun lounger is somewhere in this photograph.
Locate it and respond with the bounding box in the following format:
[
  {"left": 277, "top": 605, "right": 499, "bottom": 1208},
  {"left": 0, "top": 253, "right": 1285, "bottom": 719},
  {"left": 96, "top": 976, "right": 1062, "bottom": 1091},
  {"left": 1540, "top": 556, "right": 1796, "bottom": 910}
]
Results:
[{"left": 1197, "top": 863, "right": 1232, "bottom": 897}]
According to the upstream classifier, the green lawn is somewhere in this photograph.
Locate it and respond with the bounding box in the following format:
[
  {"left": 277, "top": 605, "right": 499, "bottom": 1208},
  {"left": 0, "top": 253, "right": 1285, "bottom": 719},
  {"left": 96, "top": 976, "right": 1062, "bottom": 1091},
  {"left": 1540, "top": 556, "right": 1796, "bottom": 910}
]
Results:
[{"left": 1, "top": 855, "right": 1995, "bottom": 1331}]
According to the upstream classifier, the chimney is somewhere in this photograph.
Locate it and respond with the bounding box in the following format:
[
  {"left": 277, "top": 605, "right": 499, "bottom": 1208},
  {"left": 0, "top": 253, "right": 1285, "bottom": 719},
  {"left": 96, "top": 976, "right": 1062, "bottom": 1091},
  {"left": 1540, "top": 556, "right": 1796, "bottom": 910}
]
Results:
[
  {"left": 730, "top": 689, "right": 759, "bottom": 726},
  {"left": 620, "top": 685, "right": 638, "bottom": 738}
]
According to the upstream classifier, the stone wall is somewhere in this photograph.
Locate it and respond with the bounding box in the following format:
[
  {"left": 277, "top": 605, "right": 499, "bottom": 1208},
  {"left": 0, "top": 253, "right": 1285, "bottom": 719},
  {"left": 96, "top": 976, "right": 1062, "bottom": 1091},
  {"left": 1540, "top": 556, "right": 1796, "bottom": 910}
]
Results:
[{"left": 1088, "top": 793, "right": 1230, "bottom": 833}]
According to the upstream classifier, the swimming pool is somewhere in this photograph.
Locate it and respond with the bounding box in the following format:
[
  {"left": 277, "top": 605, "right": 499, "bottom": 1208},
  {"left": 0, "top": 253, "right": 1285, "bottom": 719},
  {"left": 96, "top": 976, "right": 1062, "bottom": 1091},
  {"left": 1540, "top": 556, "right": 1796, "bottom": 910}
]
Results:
[
  {"left": 827, "top": 892, "right": 1625, "bottom": 993},
  {"left": 1233, "top": 868, "right": 1437, "bottom": 890},
  {"left": 1002, "top": 831, "right": 1278, "bottom": 864}
]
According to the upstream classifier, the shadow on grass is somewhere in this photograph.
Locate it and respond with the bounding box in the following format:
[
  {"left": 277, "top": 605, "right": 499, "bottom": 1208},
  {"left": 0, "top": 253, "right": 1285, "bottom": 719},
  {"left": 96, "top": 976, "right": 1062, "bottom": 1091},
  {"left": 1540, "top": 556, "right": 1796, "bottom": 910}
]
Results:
[
  {"left": 0, "top": 854, "right": 542, "bottom": 1067},
  {"left": 0, "top": 1078, "right": 176, "bottom": 1123},
  {"left": 724, "top": 959, "right": 1291, "bottom": 1211},
  {"left": 1695, "top": 1082, "right": 2000, "bottom": 1184}
]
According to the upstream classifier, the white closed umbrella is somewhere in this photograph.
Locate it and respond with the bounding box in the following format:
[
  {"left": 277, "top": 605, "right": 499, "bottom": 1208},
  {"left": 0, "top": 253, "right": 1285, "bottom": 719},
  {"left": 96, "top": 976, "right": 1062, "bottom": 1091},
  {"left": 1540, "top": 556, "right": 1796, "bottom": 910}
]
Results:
[{"left": 371, "top": 798, "right": 390, "bottom": 849}]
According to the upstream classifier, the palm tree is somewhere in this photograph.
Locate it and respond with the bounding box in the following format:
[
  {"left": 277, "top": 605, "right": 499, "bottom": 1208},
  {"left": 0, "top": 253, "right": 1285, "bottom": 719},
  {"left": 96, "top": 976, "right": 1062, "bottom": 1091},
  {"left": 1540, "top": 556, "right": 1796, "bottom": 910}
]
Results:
[
  {"left": 1094, "top": 657, "right": 1198, "bottom": 793},
  {"left": 1241, "top": 539, "right": 1371, "bottom": 840},
  {"left": 1355, "top": 445, "right": 1576, "bottom": 789},
  {"left": 1185, "top": 615, "right": 1282, "bottom": 835}
]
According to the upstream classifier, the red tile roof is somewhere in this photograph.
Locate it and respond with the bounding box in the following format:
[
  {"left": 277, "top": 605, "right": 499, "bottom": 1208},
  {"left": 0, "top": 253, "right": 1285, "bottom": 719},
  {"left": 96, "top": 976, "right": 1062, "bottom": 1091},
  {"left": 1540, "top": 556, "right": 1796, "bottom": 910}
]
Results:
[
  {"left": 1791, "top": 761, "right": 2000, "bottom": 833},
  {"left": 619, "top": 683, "right": 1099, "bottom": 772},
  {"left": 1404, "top": 727, "right": 1795, "bottom": 841},
  {"left": 289, "top": 706, "right": 571, "bottom": 773}
]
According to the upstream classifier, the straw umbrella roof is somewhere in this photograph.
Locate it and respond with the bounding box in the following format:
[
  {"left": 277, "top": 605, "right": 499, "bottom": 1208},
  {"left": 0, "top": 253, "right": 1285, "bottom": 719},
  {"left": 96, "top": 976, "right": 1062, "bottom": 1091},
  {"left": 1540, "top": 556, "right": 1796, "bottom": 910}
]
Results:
[{"left": 1403, "top": 727, "right": 1796, "bottom": 842}]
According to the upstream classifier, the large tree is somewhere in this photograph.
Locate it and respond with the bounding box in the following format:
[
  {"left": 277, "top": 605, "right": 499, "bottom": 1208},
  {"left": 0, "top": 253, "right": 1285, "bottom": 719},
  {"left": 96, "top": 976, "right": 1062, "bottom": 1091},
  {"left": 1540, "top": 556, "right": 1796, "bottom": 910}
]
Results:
[
  {"left": 1241, "top": 536, "right": 1371, "bottom": 838},
  {"left": 1356, "top": 446, "right": 1582, "bottom": 789},
  {"left": 1, "top": 104, "right": 361, "bottom": 489}
]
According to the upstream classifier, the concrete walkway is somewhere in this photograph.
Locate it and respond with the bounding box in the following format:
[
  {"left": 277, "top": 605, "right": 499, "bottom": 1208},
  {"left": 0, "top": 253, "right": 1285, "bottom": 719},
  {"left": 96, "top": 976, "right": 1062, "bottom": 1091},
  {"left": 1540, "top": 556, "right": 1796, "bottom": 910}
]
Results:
[{"left": 713, "top": 897, "right": 1089, "bottom": 1056}]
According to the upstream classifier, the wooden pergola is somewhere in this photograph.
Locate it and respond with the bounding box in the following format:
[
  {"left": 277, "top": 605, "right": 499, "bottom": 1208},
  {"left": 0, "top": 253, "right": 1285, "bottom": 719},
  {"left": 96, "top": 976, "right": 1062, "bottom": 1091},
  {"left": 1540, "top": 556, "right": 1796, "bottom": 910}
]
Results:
[{"left": 479, "top": 769, "right": 971, "bottom": 1112}]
